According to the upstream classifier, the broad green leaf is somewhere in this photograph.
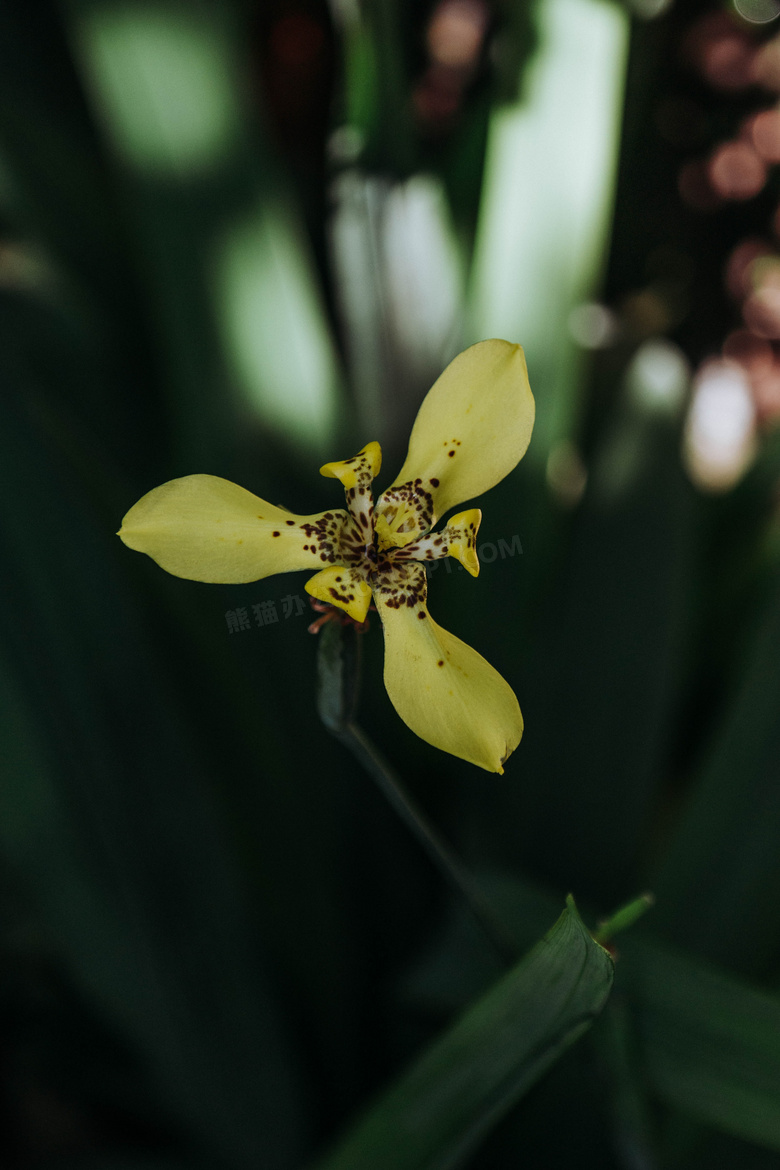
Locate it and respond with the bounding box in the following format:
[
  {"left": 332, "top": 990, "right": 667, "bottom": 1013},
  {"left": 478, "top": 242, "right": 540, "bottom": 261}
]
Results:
[
  {"left": 624, "top": 938, "right": 780, "bottom": 1153},
  {"left": 652, "top": 571, "right": 780, "bottom": 978},
  {"left": 312, "top": 897, "right": 613, "bottom": 1170},
  {"left": 0, "top": 383, "right": 305, "bottom": 1167}
]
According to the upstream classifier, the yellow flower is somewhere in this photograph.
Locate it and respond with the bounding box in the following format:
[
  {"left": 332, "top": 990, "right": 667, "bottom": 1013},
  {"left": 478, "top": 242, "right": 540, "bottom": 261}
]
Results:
[{"left": 118, "top": 339, "right": 534, "bottom": 772}]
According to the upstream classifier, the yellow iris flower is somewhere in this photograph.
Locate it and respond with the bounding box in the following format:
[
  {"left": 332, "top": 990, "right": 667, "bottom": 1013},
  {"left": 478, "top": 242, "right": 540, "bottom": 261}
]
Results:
[{"left": 118, "top": 339, "right": 534, "bottom": 772}]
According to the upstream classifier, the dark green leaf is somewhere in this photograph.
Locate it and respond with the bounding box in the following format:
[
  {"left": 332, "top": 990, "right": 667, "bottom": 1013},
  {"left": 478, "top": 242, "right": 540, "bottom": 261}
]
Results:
[
  {"left": 625, "top": 938, "right": 780, "bottom": 1153},
  {"left": 312, "top": 897, "right": 613, "bottom": 1170}
]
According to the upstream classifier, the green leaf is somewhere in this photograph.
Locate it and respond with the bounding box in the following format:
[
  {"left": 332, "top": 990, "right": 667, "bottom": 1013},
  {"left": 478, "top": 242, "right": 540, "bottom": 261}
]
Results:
[
  {"left": 624, "top": 938, "right": 780, "bottom": 1154},
  {"left": 312, "top": 896, "right": 613, "bottom": 1170},
  {"left": 652, "top": 573, "right": 780, "bottom": 978}
]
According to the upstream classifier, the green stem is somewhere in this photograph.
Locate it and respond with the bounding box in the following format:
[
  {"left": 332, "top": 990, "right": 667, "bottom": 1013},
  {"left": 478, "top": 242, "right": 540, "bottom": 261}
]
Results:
[
  {"left": 337, "top": 720, "right": 518, "bottom": 967},
  {"left": 316, "top": 617, "right": 517, "bottom": 966},
  {"left": 593, "top": 893, "right": 654, "bottom": 947}
]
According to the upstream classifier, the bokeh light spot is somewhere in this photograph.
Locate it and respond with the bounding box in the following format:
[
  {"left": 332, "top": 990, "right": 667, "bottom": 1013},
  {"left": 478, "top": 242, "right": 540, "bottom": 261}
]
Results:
[
  {"left": 743, "top": 285, "right": 780, "bottom": 335},
  {"left": 689, "top": 18, "right": 756, "bottom": 90},
  {"left": 567, "top": 302, "right": 619, "bottom": 348},
  {"left": 76, "top": 5, "right": 241, "bottom": 176},
  {"left": 213, "top": 203, "right": 340, "bottom": 448},
  {"left": 752, "top": 36, "right": 780, "bottom": 87},
  {"left": 751, "top": 359, "right": 780, "bottom": 421},
  {"left": 683, "top": 360, "right": 756, "bottom": 490},
  {"left": 749, "top": 107, "right": 780, "bottom": 160},
  {"left": 546, "top": 439, "right": 588, "bottom": 507},
  {"left": 723, "top": 327, "right": 775, "bottom": 372},
  {"left": 627, "top": 339, "right": 690, "bottom": 414},
  {"left": 733, "top": 0, "right": 780, "bottom": 24},
  {"left": 725, "top": 238, "right": 774, "bottom": 298},
  {"left": 708, "top": 140, "right": 767, "bottom": 199},
  {"left": 427, "top": 0, "right": 488, "bottom": 68}
]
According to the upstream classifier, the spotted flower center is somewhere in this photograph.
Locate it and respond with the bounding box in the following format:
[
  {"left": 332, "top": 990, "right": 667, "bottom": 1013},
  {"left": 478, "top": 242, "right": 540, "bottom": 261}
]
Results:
[{"left": 307, "top": 443, "right": 481, "bottom": 623}]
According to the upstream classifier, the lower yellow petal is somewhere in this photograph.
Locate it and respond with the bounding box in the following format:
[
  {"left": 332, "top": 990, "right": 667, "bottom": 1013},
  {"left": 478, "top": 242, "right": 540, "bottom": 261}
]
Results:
[
  {"left": 305, "top": 566, "right": 372, "bottom": 622},
  {"left": 374, "top": 584, "right": 523, "bottom": 773},
  {"left": 118, "top": 474, "right": 351, "bottom": 583}
]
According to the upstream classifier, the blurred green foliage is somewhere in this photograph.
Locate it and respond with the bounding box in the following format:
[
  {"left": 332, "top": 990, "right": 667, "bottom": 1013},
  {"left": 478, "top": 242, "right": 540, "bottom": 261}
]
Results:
[{"left": 3, "top": 0, "right": 780, "bottom": 1167}]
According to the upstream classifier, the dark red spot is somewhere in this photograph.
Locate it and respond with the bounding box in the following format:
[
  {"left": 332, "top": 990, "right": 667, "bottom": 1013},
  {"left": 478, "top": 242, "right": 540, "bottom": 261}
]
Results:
[
  {"left": 430, "top": 478, "right": 439, "bottom": 487},
  {"left": 448, "top": 450, "right": 455, "bottom": 458},
  {"left": 286, "top": 520, "right": 295, "bottom": 526},
  {"left": 417, "top": 610, "right": 426, "bottom": 619},
  {"left": 437, "top": 659, "right": 444, "bottom": 666},
  {"left": 272, "top": 531, "right": 280, "bottom": 537}
]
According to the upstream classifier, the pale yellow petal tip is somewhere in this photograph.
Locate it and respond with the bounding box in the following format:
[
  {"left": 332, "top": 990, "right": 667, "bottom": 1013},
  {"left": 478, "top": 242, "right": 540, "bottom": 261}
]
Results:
[
  {"left": 446, "top": 509, "right": 481, "bottom": 577},
  {"left": 473, "top": 693, "right": 524, "bottom": 772},
  {"left": 116, "top": 523, "right": 140, "bottom": 551},
  {"left": 305, "top": 566, "right": 372, "bottom": 623},
  {"left": 359, "top": 441, "right": 382, "bottom": 477},
  {"left": 320, "top": 441, "right": 382, "bottom": 486},
  {"left": 493, "top": 733, "right": 523, "bottom": 775}
]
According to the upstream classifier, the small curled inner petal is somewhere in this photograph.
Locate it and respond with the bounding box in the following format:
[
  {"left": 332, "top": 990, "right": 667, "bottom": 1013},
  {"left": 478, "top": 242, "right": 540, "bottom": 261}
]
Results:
[
  {"left": 393, "top": 509, "right": 482, "bottom": 577},
  {"left": 320, "top": 442, "right": 382, "bottom": 535},
  {"left": 305, "top": 565, "right": 373, "bottom": 622}
]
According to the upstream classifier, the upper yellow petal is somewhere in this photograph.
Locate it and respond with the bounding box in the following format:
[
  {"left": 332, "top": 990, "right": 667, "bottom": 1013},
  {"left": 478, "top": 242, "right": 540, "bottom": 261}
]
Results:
[
  {"left": 378, "top": 340, "right": 534, "bottom": 535},
  {"left": 319, "top": 442, "right": 382, "bottom": 536},
  {"left": 118, "top": 474, "right": 350, "bottom": 583},
  {"left": 374, "top": 568, "right": 523, "bottom": 772},
  {"left": 319, "top": 441, "right": 382, "bottom": 487}
]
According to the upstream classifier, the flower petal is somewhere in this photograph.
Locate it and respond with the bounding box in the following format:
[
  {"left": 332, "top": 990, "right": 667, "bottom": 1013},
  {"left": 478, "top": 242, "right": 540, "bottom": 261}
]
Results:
[
  {"left": 378, "top": 340, "right": 534, "bottom": 539},
  {"left": 374, "top": 566, "right": 523, "bottom": 773},
  {"left": 320, "top": 441, "right": 381, "bottom": 534},
  {"left": 304, "top": 565, "right": 372, "bottom": 622},
  {"left": 118, "top": 474, "right": 350, "bottom": 583},
  {"left": 393, "top": 509, "right": 482, "bottom": 577}
]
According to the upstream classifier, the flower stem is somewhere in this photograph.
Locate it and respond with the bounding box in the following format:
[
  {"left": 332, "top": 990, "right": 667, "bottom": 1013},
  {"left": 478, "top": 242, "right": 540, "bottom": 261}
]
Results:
[
  {"left": 340, "top": 720, "right": 518, "bottom": 966},
  {"left": 316, "top": 617, "right": 518, "bottom": 967}
]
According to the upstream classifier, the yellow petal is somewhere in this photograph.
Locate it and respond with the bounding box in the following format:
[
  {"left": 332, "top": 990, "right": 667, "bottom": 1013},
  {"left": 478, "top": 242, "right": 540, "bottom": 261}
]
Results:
[
  {"left": 304, "top": 566, "right": 372, "bottom": 623},
  {"left": 320, "top": 440, "right": 382, "bottom": 486},
  {"left": 320, "top": 441, "right": 382, "bottom": 536},
  {"left": 392, "top": 509, "right": 482, "bottom": 577},
  {"left": 378, "top": 340, "right": 534, "bottom": 538},
  {"left": 374, "top": 566, "right": 523, "bottom": 772},
  {"left": 118, "top": 474, "right": 351, "bottom": 583}
]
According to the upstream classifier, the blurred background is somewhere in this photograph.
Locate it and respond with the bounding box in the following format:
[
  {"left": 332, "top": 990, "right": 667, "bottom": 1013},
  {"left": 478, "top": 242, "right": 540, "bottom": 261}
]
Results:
[{"left": 4, "top": 0, "right": 780, "bottom": 1166}]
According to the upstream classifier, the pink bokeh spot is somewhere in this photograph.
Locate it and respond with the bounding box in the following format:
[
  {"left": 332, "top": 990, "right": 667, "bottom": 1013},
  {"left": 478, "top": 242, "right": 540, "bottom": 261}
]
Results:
[{"left": 708, "top": 141, "right": 767, "bottom": 200}]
